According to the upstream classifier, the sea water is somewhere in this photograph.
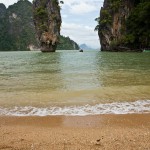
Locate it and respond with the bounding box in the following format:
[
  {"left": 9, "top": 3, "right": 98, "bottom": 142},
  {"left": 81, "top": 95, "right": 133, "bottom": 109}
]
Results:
[{"left": 0, "top": 50, "right": 150, "bottom": 116}]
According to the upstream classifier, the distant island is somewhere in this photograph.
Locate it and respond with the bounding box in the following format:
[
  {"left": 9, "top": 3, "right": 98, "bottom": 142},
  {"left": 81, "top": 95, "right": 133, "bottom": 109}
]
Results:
[
  {"left": 80, "top": 44, "right": 97, "bottom": 50},
  {"left": 0, "top": 0, "right": 79, "bottom": 51}
]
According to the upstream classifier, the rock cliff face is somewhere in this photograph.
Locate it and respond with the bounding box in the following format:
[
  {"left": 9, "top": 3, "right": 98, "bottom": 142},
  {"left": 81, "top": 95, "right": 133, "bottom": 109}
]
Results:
[
  {"left": 33, "top": 0, "right": 61, "bottom": 52},
  {"left": 98, "top": 0, "right": 146, "bottom": 52}
]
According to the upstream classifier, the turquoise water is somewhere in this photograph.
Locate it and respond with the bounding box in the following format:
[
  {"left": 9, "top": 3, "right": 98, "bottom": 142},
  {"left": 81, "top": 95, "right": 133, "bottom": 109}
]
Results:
[{"left": 0, "top": 51, "right": 150, "bottom": 115}]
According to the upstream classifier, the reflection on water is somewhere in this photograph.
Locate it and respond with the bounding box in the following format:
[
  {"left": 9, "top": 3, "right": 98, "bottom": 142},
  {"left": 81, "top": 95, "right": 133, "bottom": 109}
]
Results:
[
  {"left": 0, "top": 51, "right": 150, "bottom": 107},
  {"left": 0, "top": 51, "right": 102, "bottom": 92},
  {"left": 96, "top": 52, "right": 150, "bottom": 86}
]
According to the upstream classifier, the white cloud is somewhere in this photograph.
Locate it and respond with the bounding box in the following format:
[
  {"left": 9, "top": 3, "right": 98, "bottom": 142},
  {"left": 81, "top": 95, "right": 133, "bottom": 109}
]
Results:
[
  {"left": 69, "top": 2, "right": 97, "bottom": 15},
  {"left": 62, "top": 0, "right": 102, "bottom": 15},
  {"left": 61, "top": 22, "right": 100, "bottom": 48},
  {"left": 62, "top": 14, "right": 68, "bottom": 18},
  {"left": 60, "top": 0, "right": 103, "bottom": 48}
]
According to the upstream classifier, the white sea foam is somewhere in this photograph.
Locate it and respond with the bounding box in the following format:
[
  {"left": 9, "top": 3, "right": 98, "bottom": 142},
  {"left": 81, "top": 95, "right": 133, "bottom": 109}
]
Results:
[{"left": 0, "top": 100, "right": 150, "bottom": 116}]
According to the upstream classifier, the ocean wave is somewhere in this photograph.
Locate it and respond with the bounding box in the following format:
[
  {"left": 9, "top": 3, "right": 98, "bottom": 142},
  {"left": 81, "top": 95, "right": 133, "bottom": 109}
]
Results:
[{"left": 0, "top": 100, "right": 150, "bottom": 116}]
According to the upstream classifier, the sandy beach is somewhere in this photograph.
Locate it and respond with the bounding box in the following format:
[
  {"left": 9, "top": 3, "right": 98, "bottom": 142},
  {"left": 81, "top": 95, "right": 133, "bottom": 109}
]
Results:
[{"left": 0, "top": 114, "right": 150, "bottom": 150}]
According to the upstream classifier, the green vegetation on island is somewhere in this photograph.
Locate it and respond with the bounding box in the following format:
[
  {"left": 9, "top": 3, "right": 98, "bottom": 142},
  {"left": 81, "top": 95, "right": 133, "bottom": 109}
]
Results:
[{"left": 57, "top": 36, "right": 79, "bottom": 50}]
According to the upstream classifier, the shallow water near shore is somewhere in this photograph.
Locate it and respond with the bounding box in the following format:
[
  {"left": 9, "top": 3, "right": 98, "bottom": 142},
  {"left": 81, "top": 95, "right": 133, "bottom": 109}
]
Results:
[{"left": 0, "top": 50, "right": 150, "bottom": 115}]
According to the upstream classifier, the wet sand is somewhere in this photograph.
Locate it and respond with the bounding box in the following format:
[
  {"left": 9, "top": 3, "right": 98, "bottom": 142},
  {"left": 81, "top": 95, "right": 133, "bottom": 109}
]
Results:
[{"left": 0, "top": 114, "right": 150, "bottom": 150}]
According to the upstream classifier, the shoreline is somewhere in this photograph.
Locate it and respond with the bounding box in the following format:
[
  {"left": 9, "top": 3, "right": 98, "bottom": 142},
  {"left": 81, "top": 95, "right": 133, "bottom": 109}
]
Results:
[
  {"left": 0, "top": 114, "right": 150, "bottom": 149},
  {"left": 0, "top": 99, "right": 150, "bottom": 116}
]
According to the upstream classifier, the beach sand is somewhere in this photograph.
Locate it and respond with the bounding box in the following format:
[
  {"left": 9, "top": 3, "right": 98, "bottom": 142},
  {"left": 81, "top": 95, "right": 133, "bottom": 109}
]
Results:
[{"left": 0, "top": 114, "right": 150, "bottom": 150}]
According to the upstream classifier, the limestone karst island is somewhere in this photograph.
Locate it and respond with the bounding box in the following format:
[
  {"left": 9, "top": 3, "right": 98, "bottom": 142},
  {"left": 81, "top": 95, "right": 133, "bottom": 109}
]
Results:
[
  {"left": 33, "top": 0, "right": 62, "bottom": 52},
  {"left": 0, "top": 0, "right": 150, "bottom": 149},
  {"left": 97, "top": 0, "right": 150, "bottom": 51}
]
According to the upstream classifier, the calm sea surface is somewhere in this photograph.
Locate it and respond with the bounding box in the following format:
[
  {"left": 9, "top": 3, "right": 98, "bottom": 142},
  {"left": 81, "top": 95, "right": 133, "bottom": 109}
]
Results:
[{"left": 0, "top": 50, "right": 150, "bottom": 115}]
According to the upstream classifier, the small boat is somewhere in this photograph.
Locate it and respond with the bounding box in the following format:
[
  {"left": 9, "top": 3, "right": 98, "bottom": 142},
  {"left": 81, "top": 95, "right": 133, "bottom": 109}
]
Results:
[{"left": 79, "top": 49, "right": 83, "bottom": 52}]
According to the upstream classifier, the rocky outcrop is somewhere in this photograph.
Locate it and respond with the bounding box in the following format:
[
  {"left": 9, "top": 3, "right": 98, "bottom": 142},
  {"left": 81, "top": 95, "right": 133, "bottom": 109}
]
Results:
[
  {"left": 98, "top": 0, "right": 143, "bottom": 52},
  {"left": 33, "top": 0, "right": 61, "bottom": 52}
]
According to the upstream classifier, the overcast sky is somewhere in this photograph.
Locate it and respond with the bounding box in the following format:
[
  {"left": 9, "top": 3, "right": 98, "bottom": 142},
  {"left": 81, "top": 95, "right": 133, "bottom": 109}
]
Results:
[{"left": 0, "top": 0, "right": 104, "bottom": 48}]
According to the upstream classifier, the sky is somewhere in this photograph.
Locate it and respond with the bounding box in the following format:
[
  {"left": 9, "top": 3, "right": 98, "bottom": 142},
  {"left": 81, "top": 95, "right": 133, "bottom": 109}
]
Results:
[{"left": 0, "top": 0, "right": 104, "bottom": 48}]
